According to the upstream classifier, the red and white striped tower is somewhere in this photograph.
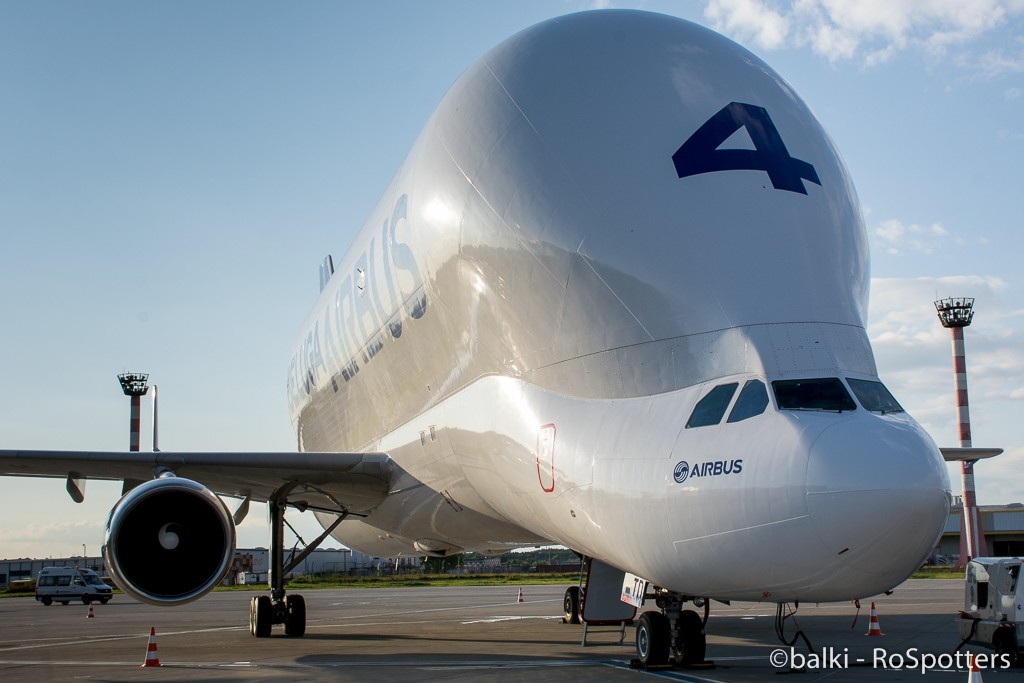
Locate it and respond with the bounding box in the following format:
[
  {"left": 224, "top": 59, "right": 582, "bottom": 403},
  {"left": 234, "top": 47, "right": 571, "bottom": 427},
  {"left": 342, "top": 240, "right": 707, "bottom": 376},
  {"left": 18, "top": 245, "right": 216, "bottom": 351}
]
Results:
[
  {"left": 117, "top": 373, "right": 149, "bottom": 452},
  {"left": 934, "top": 297, "right": 985, "bottom": 566}
]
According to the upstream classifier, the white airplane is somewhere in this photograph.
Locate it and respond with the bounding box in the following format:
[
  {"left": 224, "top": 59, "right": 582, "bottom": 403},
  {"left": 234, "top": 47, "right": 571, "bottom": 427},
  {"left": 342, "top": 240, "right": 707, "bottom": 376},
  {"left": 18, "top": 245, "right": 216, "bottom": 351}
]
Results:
[{"left": 1, "top": 9, "right": 959, "bottom": 667}]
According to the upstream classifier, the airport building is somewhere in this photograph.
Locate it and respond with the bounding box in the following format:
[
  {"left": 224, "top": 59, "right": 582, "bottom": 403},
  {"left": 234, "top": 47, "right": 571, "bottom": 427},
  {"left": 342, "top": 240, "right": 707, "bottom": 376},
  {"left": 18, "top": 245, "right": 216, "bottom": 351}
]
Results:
[
  {"left": 5, "top": 503, "right": 1024, "bottom": 588},
  {"left": 230, "top": 548, "right": 421, "bottom": 584},
  {"left": 0, "top": 555, "right": 106, "bottom": 589},
  {"left": 935, "top": 501, "right": 1024, "bottom": 562},
  {"left": 0, "top": 548, "right": 421, "bottom": 589}
]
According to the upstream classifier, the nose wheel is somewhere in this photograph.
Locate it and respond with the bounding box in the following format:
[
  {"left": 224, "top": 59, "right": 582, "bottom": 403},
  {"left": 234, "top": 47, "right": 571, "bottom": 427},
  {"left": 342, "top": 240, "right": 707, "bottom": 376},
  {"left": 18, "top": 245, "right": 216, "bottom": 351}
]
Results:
[
  {"left": 636, "top": 611, "right": 671, "bottom": 665},
  {"left": 671, "top": 608, "right": 707, "bottom": 665},
  {"left": 634, "top": 591, "right": 707, "bottom": 668}
]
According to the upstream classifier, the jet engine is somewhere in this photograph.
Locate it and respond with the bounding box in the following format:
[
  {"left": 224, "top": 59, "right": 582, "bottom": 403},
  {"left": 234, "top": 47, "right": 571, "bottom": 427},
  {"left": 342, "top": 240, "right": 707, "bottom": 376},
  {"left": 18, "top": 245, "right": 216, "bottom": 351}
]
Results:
[{"left": 103, "top": 477, "right": 236, "bottom": 605}]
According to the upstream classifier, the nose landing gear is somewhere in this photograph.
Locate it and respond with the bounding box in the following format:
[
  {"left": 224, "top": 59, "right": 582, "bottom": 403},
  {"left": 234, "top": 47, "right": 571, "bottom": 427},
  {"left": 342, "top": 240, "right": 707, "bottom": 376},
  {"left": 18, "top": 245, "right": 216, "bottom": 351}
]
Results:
[{"left": 634, "top": 590, "right": 708, "bottom": 668}]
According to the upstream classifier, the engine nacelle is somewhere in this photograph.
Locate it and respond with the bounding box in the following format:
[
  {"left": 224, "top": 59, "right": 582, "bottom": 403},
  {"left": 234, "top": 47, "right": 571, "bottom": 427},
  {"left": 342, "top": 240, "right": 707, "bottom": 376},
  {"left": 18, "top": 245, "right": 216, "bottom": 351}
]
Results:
[{"left": 103, "top": 477, "right": 236, "bottom": 606}]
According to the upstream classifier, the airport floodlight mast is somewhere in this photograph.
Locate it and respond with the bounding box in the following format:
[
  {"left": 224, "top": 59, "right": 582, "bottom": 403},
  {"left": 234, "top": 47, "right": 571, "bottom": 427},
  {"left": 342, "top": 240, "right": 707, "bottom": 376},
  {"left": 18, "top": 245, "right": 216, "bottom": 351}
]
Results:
[
  {"left": 117, "top": 372, "right": 149, "bottom": 452},
  {"left": 935, "top": 297, "right": 975, "bottom": 329},
  {"left": 934, "top": 297, "right": 984, "bottom": 566}
]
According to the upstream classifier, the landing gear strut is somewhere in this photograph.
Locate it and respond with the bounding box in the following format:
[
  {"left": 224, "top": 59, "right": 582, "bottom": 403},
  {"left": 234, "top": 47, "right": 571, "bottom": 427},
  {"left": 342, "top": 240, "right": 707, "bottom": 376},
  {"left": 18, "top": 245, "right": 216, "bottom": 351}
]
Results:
[
  {"left": 635, "top": 590, "right": 707, "bottom": 668},
  {"left": 248, "top": 489, "right": 346, "bottom": 638}
]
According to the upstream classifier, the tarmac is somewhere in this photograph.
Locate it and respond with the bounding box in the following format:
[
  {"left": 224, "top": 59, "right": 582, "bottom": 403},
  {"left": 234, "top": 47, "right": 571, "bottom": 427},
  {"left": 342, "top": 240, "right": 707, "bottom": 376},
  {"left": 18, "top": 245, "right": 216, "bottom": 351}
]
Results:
[{"left": 0, "top": 579, "right": 1015, "bottom": 682}]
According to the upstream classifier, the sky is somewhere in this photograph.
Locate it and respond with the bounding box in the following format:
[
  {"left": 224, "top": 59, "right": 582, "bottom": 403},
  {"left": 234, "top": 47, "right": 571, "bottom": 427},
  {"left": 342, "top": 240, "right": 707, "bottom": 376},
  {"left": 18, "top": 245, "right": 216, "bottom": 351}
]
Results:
[{"left": 1, "top": 0, "right": 1022, "bottom": 560}]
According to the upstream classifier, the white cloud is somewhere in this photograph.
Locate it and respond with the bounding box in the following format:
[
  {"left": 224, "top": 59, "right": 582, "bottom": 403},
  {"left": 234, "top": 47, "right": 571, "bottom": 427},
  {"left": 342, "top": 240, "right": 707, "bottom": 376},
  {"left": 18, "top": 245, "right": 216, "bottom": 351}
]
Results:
[
  {"left": 0, "top": 519, "right": 102, "bottom": 543},
  {"left": 703, "top": 0, "right": 1024, "bottom": 68},
  {"left": 0, "top": 519, "right": 106, "bottom": 559},
  {"left": 967, "top": 445, "right": 1024, "bottom": 505},
  {"left": 705, "top": 0, "right": 790, "bottom": 50},
  {"left": 997, "top": 128, "right": 1024, "bottom": 141},
  {"left": 868, "top": 275, "right": 1024, "bottom": 504},
  {"left": 872, "top": 218, "right": 953, "bottom": 254},
  {"left": 974, "top": 48, "right": 1024, "bottom": 77}
]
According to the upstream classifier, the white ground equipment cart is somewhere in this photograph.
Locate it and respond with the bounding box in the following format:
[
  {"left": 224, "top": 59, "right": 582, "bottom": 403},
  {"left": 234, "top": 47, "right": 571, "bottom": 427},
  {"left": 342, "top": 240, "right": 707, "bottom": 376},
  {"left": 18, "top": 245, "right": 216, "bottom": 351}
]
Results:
[{"left": 956, "top": 557, "right": 1024, "bottom": 665}]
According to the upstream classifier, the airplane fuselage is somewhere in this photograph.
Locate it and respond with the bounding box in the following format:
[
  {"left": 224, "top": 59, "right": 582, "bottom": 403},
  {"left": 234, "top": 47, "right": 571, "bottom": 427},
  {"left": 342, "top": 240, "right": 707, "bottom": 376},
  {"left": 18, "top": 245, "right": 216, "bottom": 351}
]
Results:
[{"left": 287, "top": 10, "right": 950, "bottom": 603}]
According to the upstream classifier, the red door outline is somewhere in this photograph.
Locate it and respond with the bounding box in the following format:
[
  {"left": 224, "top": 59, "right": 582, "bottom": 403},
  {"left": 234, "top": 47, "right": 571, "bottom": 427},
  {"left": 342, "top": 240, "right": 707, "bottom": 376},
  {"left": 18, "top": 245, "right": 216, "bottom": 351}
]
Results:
[{"left": 536, "top": 423, "right": 556, "bottom": 493}]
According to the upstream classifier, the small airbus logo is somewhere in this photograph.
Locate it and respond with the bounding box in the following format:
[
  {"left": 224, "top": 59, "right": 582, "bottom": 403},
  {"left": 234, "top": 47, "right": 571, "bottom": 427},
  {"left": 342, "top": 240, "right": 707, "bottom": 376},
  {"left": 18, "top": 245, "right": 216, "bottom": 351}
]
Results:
[{"left": 674, "top": 459, "right": 743, "bottom": 484}]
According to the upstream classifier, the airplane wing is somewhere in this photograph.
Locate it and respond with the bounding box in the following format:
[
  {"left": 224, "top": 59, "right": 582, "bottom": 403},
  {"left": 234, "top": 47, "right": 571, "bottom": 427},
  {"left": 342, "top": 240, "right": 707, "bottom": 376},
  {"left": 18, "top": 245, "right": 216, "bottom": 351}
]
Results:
[
  {"left": 0, "top": 449, "right": 393, "bottom": 515},
  {"left": 940, "top": 447, "right": 1003, "bottom": 462}
]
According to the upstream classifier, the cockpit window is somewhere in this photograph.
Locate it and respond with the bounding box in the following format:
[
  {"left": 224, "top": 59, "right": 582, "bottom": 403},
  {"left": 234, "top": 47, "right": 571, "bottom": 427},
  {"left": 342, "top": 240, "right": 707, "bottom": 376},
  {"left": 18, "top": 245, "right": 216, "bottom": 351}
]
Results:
[
  {"left": 686, "top": 383, "right": 738, "bottom": 428},
  {"left": 772, "top": 378, "right": 856, "bottom": 413},
  {"left": 727, "top": 380, "right": 769, "bottom": 423},
  {"left": 847, "top": 378, "right": 904, "bottom": 414}
]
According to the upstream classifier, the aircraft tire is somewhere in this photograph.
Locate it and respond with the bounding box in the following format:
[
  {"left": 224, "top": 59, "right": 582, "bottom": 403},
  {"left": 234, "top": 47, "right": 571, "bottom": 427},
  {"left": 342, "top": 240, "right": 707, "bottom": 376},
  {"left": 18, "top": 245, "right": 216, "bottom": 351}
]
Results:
[
  {"left": 563, "top": 586, "right": 582, "bottom": 624},
  {"left": 636, "top": 611, "right": 670, "bottom": 666},
  {"left": 251, "top": 595, "right": 273, "bottom": 638},
  {"left": 284, "top": 594, "right": 306, "bottom": 637},
  {"left": 672, "top": 609, "right": 706, "bottom": 666}
]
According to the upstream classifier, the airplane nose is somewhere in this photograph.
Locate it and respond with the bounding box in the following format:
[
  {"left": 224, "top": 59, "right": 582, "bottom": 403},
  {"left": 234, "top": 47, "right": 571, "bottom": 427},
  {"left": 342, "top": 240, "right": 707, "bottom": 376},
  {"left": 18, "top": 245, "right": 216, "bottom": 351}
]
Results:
[{"left": 805, "top": 417, "right": 950, "bottom": 586}]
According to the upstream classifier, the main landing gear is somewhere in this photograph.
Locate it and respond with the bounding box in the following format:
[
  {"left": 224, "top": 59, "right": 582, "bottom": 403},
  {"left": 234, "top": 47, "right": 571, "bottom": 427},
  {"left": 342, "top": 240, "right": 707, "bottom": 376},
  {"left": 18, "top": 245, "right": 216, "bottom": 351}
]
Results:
[
  {"left": 250, "top": 592, "right": 306, "bottom": 638},
  {"left": 248, "top": 489, "right": 347, "bottom": 638},
  {"left": 635, "top": 591, "right": 708, "bottom": 668},
  {"left": 563, "top": 585, "right": 582, "bottom": 624}
]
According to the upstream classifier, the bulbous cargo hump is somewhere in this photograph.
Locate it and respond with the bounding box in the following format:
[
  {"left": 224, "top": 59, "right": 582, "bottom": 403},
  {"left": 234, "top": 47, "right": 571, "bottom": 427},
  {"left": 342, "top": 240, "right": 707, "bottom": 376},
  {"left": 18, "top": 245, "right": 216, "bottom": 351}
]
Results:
[
  {"left": 431, "top": 9, "right": 868, "bottom": 342},
  {"left": 291, "top": 10, "right": 876, "bottom": 446}
]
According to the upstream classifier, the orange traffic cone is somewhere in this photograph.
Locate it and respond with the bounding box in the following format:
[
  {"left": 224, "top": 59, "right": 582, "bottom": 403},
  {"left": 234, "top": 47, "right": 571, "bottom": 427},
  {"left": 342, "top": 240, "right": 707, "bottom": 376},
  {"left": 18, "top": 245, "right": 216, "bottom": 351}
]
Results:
[
  {"left": 140, "top": 627, "right": 161, "bottom": 668},
  {"left": 517, "top": 588, "right": 524, "bottom": 603},
  {"left": 865, "top": 602, "right": 884, "bottom": 636},
  {"left": 967, "top": 652, "right": 984, "bottom": 682},
  {"left": 86, "top": 604, "right": 95, "bottom": 619}
]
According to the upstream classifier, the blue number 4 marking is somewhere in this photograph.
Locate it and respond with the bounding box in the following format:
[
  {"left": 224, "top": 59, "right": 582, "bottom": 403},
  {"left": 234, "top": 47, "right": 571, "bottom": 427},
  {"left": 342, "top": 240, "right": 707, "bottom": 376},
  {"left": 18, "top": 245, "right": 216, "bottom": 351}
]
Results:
[{"left": 672, "top": 102, "right": 821, "bottom": 195}]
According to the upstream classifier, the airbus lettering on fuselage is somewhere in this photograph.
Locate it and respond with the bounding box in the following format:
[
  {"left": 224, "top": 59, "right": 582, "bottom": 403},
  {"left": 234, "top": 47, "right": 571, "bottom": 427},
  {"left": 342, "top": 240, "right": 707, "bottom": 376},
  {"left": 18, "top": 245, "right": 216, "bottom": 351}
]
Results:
[
  {"left": 286, "top": 194, "right": 427, "bottom": 414},
  {"left": 673, "top": 459, "right": 743, "bottom": 484}
]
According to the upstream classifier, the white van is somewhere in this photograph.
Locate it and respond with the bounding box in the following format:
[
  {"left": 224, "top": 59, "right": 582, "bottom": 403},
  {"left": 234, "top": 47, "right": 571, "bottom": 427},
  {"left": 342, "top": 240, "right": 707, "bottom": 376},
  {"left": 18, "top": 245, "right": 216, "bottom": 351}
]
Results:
[{"left": 35, "top": 567, "right": 113, "bottom": 606}]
